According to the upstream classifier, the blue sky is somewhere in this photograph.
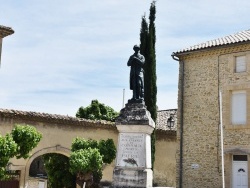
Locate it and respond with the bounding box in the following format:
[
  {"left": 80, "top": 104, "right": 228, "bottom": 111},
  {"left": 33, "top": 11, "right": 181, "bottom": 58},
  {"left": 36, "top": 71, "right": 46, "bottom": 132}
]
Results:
[{"left": 1, "top": 0, "right": 250, "bottom": 116}]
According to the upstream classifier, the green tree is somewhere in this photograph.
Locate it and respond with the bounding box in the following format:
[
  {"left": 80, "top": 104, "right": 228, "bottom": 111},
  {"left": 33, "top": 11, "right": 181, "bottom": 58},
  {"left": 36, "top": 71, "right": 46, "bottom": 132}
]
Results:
[
  {"left": 98, "top": 139, "right": 116, "bottom": 164},
  {"left": 11, "top": 125, "right": 42, "bottom": 159},
  {"left": 71, "top": 138, "right": 98, "bottom": 152},
  {"left": 140, "top": 1, "right": 157, "bottom": 169},
  {"left": 143, "top": 1, "right": 157, "bottom": 122},
  {"left": 43, "top": 154, "right": 75, "bottom": 188},
  {"left": 76, "top": 100, "right": 119, "bottom": 122},
  {"left": 0, "top": 134, "right": 17, "bottom": 179},
  {"left": 0, "top": 124, "right": 42, "bottom": 180},
  {"left": 70, "top": 138, "right": 116, "bottom": 188},
  {"left": 70, "top": 148, "right": 103, "bottom": 188},
  {"left": 140, "top": 15, "right": 148, "bottom": 69}
]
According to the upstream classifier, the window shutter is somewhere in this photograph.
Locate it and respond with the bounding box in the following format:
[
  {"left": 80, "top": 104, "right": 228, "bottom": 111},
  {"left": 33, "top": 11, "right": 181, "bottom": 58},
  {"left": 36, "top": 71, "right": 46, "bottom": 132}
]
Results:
[
  {"left": 235, "top": 56, "right": 246, "bottom": 73},
  {"left": 231, "top": 91, "right": 246, "bottom": 125}
]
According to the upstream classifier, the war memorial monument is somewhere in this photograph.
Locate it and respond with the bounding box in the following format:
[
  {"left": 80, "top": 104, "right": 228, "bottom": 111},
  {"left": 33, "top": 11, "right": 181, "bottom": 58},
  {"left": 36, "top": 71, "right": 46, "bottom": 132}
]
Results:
[{"left": 112, "top": 45, "right": 155, "bottom": 187}]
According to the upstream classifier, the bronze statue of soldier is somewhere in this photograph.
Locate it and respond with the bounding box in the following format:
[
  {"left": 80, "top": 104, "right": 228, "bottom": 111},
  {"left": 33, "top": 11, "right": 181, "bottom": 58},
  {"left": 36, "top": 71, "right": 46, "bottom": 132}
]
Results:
[{"left": 127, "top": 45, "right": 145, "bottom": 102}]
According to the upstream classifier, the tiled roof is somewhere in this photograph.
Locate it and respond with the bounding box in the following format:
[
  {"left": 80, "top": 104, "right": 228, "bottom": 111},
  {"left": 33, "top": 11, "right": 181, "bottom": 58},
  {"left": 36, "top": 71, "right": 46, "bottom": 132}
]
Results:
[
  {"left": 0, "top": 25, "right": 14, "bottom": 38},
  {"left": 174, "top": 29, "right": 250, "bottom": 55},
  {"left": 0, "top": 108, "right": 115, "bottom": 128},
  {"left": 0, "top": 108, "right": 177, "bottom": 132},
  {"left": 156, "top": 109, "right": 177, "bottom": 131}
]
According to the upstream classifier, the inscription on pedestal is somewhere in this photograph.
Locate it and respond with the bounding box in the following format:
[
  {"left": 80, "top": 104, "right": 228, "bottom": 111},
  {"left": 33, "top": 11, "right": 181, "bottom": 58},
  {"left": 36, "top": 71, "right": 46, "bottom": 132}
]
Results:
[{"left": 116, "top": 133, "right": 145, "bottom": 167}]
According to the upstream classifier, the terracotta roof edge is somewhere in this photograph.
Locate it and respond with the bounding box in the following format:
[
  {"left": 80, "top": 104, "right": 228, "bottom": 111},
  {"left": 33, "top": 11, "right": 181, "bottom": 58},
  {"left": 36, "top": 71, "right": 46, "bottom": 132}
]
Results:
[
  {"left": 174, "top": 29, "right": 250, "bottom": 55},
  {"left": 0, "top": 108, "right": 114, "bottom": 126}
]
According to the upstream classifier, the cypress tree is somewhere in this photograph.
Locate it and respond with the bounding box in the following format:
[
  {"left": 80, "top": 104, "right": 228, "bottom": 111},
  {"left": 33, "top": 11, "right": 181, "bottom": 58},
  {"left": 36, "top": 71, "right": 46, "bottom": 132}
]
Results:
[
  {"left": 146, "top": 1, "right": 157, "bottom": 121},
  {"left": 140, "top": 1, "right": 157, "bottom": 169},
  {"left": 140, "top": 15, "right": 148, "bottom": 59}
]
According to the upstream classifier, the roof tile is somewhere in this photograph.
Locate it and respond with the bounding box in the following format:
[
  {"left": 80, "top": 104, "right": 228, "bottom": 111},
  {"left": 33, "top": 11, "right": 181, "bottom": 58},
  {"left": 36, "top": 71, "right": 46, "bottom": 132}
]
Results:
[
  {"left": 174, "top": 29, "right": 250, "bottom": 54},
  {"left": 156, "top": 109, "right": 177, "bottom": 131},
  {"left": 0, "top": 108, "right": 177, "bottom": 132}
]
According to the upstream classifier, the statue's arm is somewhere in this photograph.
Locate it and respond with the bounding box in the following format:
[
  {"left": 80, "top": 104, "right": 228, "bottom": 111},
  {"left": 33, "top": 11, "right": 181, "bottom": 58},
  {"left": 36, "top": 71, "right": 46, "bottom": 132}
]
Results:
[
  {"left": 127, "top": 56, "right": 133, "bottom": 66},
  {"left": 133, "top": 55, "right": 145, "bottom": 66}
]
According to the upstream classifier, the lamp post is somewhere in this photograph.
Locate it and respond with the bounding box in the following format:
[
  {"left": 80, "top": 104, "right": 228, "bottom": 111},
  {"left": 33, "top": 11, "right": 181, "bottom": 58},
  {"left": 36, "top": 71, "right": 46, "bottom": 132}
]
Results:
[
  {"left": 0, "top": 25, "right": 14, "bottom": 67},
  {"left": 167, "top": 115, "right": 175, "bottom": 130}
]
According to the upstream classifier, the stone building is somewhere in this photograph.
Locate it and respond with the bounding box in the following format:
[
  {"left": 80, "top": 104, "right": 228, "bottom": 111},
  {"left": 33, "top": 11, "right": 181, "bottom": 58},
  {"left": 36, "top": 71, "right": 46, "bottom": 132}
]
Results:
[
  {"left": 0, "top": 108, "right": 177, "bottom": 188},
  {"left": 172, "top": 29, "right": 250, "bottom": 188}
]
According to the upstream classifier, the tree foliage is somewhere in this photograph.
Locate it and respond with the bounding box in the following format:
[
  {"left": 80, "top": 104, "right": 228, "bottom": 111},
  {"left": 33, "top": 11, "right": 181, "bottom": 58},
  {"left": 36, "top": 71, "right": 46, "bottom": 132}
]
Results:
[
  {"left": 76, "top": 100, "right": 119, "bottom": 122},
  {"left": 71, "top": 138, "right": 116, "bottom": 164},
  {"left": 71, "top": 138, "right": 98, "bottom": 152},
  {"left": 142, "top": 1, "right": 157, "bottom": 122},
  {"left": 69, "top": 138, "right": 116, "bottom": 188},
  {"left": 69, "top": 148, "right": 103, "bottom": 175},
  {"left": 0, "top": 124, "right": 42, "bottom": 180},
  {"left": 0, "top": 134, "right": 17, "bottom": 167},
  {"left": 98, "top": 139, "right": 116, "bottom": 164},
  {"left": 11, "top": 125, "right": 42, "bottom": 159},
  {"left": 0, "top": 134, "right": 17, "bottom": 179},
  {"left": 140, "top": 1, "right": 157, "bottom": 169},
  {"left": 43, "top": 154, "right": 75, "bottom": 188}
]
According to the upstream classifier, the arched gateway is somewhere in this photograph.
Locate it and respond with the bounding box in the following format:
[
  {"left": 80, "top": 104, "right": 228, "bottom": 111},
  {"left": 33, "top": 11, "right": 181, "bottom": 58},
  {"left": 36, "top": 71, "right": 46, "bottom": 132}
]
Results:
[{"left": 25, "top": 145, "right": 71, "bottom": 187}]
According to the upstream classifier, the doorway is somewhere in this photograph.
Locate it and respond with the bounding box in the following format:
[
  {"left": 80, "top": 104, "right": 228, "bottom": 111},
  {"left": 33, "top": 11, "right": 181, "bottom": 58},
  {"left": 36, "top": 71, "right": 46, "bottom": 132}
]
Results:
[{"left": 232, "top": 155, "right": 248, "bottom": 188}]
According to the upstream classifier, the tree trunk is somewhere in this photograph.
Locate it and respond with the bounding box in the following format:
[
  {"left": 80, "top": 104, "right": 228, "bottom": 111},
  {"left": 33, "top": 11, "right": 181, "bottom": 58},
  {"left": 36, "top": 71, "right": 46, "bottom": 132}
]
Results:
[{"left": 76, "top": 172, "right": 93, "bottom": 188}]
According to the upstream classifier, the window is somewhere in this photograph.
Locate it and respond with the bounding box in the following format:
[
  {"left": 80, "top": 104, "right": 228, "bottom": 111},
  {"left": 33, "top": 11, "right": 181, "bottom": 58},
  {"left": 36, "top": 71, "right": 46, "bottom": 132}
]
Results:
[
  {"left": 233, "top": 155, "right": 248, "bottom": 161},
  {"left": 231, "top": 91, "right": 246, "bottom": 125},
  {"left": 235, "top": 56, "right": 246, "bottom": 73}
]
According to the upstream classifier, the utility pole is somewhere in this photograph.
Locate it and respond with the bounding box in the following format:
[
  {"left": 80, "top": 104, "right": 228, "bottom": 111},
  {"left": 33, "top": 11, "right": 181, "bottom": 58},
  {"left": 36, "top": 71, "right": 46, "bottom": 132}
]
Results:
[{"left": 122, "top": 88, "right": 125, "bottom": 108}]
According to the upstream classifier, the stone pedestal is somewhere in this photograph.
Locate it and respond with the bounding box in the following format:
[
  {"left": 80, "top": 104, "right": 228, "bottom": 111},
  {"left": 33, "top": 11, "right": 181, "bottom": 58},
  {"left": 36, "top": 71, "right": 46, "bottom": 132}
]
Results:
[{"left": 112, "top": 101, "right": 155, "bottom": 188}]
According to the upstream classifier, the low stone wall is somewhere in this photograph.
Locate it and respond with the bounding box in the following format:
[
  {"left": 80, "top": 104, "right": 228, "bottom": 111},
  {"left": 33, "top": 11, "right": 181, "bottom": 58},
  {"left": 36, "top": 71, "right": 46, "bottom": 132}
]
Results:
[
  {"left": 0, "top": 108, "right": 177, "bottom": 187},
  {"left": 154, "top": 131, "right": 176, "bottom": 187}
]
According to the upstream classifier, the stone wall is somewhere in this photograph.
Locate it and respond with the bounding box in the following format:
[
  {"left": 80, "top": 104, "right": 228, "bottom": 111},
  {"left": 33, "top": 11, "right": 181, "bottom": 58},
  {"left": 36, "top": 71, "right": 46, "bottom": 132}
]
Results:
[
  {"left": 0, "top": 109, "right": 118, "bottom": 188},
  {"left": 176, "top": 43, "right": 250, "bottom": 188},
  {"left": 155, "top": 109, "right": 177, "bottom": 187},
  {"left": 0, "top": 108, "right": 177, "bottom": 187},
  {"left": 154, "top": 131, "right": 176, "bottom": 187}
]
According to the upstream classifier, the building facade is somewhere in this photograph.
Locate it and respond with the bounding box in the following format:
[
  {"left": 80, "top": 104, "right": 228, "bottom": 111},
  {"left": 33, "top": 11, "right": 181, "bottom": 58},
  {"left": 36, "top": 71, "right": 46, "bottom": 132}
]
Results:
[{"left": 173, "top": 29, "right": 250, "bottom": 188}]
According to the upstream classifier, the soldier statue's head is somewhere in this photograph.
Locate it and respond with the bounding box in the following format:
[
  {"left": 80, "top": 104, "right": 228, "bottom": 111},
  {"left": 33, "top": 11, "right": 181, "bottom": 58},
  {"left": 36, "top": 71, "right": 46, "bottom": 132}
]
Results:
[{"left": 133, "top": 45, "right": 140, "bottom": 52}]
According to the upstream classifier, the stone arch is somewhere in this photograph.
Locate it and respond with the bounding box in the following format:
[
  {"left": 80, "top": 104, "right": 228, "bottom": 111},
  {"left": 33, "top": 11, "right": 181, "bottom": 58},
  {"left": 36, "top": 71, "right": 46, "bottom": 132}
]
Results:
[{"left": 23, "top": 145, "right": 71, "bottom": 188}]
